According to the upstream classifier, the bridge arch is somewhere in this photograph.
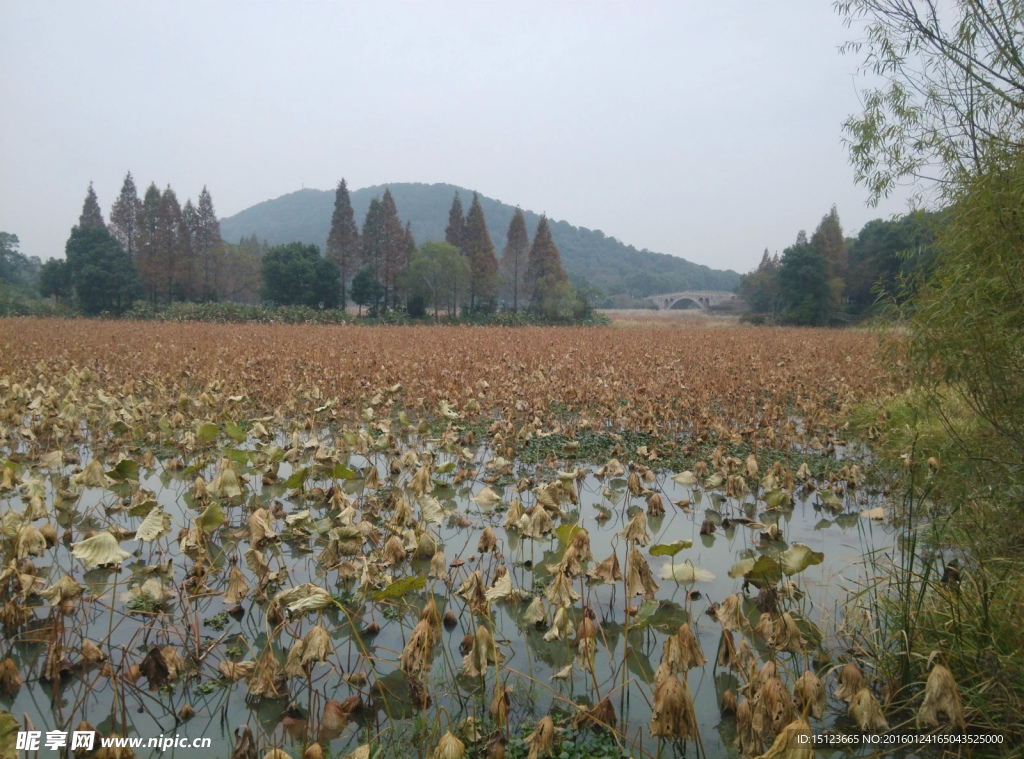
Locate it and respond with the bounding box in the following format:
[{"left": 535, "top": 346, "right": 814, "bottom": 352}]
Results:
[{"left": 670, "top": 297, "right": 703, "bottom": 310}]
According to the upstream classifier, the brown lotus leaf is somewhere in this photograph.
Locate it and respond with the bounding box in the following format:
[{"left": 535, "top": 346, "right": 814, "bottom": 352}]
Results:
[
  {"left": 218, "top": 660, "right": 256, "bottom": 681},
  {"left": 526, "top": 715, "right": 555, "bottom": 759},
  {"left": 247, "top": 648, "right": 286, "bottom": 699},
  {"left": 620, "top": 512, "right": 651, "bottom": 546},
  {"left": 626, "top": 547, "right": 659, "bottom": 600},
  {"left": 793, "top": 670, "right": 825, "bottom": 720},
  {"left": 428, "top": 550, "right": 449, "bottom": 581},
  {"left": 649, "top": 674, "right": 698, "bottom": 740},
  {"left": 81, "top": 639, "right": 107, "bottom": 665},
  {"left": 849, "top": 687, "right": 889, "bottom": 732},
  {"left": 736, "top": 698, "right": 763, "bottom": 756},
  {"left": 721, "top": 689, "right": 738, "bottom": 714},
  {"left": 544, "top": 570, "right": 580, "bottom": 607},
  {"left": 835, "top": 661, "right": 865, "bottom": 703},
  {"left": 916, "top": 663, "right": 964, "bottom": 730},
  {"left": 401, "top": 617, "right": 440, "bottom": 676},
  {"left": 224, "top": 566, "right": 250, "bottom": 605},
  {"left": 755, "top": 612, "right": 775, "bottom": 644},
  {"left": 754, "top": 717, "right": 813, "bottom": 759},
  {"left": 300, "top": 624, "right": 332, "bottom": 666},
  {"left": 773, "top": 612, "right": 805, "bottom": 654},
  {"left": 573, "top": 697, "right": 616, "bottom": 731},
  {"left": 431, "top": 731, "right": 466, "bottom": 759},
  {"left": 717, "top": 630, "right": 738, "bottom": 670},
  {"left": 231, "top": 725, "right": 257, "bottom": 759},
  {"left": 463, "top": 624, "right": 504, "bottom": 677},
  {"left": 141, "top": 646, "right": 170, "bottom": 690},
  {"left": 0, "top": 656, "right": 21, "bottom": 695},
  {"left": 753, "top": 677, "right": 795, "bottom": 740},
  {"left": 716, "top": 593, "right": 745, "bottom": 632},
  {"left": 586, "top": 552, "right": 622, "bottom": 584},
  {"left": 477, "top": 526, "right": 498, "bottom": 553},
  {"left": 456, "top": 570, "right": 489, "bottom": 615}
]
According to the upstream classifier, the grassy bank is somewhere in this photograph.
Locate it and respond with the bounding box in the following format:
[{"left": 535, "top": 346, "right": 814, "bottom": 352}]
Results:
[{"left": 848, "top": 388, "right": 1024, "bottom": 749}]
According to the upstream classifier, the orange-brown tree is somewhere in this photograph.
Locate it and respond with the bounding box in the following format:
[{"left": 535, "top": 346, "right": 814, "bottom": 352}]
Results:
[
  {"left": 501, "top": 207, "right": 529, "bottom": 310},
  {"left": 325, "top": 179, "right": 360, "bottom": 309},
  {"left": 524, "top": 214, "right": 569, "bottom": 310},
  {"left": 463, "top": 192, "right": 498, "bottom": 310}
]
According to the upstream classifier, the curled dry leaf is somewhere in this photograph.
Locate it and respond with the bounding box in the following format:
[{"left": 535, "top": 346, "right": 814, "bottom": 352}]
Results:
[
  {"left": 649, "top": 674, "right": 698, "bottom": 740},
  {"left": 793, "top": 670, "right": 825, "bottom": 720},
  {"left": 835, "top": 662, "right": 865, "bottom": 703},
  {"left": 754, "top": 718, "right": 813, "bottom": 759},
  {"left": 526, "top": 715, "right": 555, "bottom": 759},
  {"left": 71, "top": 531, "right": 131, "bottom": 568},
  {"left": 849, "top": 687, "right": 889, "bottom": 732},
  {"left": 586, "top": 553, "right": 622, "bottom": 584},
  {"left": 431, "top": 731, "right": 466, "bottom": 759},
  {"left": 916, "top": 664, "right": 964, "bottom": 730}
]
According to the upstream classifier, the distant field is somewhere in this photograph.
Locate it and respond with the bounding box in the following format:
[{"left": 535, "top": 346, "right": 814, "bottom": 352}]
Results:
[{"left": 599, "top": 308, "right": 743, "bottom": 327}]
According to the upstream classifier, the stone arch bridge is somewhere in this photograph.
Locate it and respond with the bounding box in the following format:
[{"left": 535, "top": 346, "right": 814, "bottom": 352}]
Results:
[{"left": 647, "top": 290, "right": 746, "bottom": 311}]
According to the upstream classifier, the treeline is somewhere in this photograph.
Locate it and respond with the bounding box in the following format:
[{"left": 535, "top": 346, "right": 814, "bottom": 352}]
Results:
[
  {"left": 8, "top": 176, "right": 592, "bottom": 323},
  {"left": 35, "top": 174, "right": 261, "bottom": 315},
  {"left": 739, "top": 205, "right": 938, "bottom": 325}
]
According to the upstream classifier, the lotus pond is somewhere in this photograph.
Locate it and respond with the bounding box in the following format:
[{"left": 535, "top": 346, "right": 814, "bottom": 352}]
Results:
[
  {"left": 0, "top": 320, "right": 919, "bottom": 759},
  {"left": 1, "top": 419, "right": 901, "bottom": 759}
]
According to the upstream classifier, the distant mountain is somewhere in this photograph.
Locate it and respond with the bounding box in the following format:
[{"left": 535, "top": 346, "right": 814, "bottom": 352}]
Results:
[{"left": 220, "top": 183, "right": 740, "bottom": 298}]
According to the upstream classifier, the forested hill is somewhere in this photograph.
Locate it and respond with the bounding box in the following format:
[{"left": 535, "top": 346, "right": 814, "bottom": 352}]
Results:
[{"left": 220, "top": 183, "right": 739, "bottom": 297}]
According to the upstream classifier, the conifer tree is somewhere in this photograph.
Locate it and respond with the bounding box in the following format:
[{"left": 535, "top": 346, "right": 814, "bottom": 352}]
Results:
[
  {"left": 193, "top": 186, "right": 224, "bottom": 300},
  {"left": 524, "top": 215, "right": 569, "bottom": 309},
  {"left": 109, "top": 172, "right": 141, "bottom": 262},
  {"left": 501, "top": 207, "right": 530, "bottom": 310},
  {"left": 404, "top": 221, "right": 416, "bottom": 261},
  {"left": 154, "top": 186, "right": 189, "bottom": 302},
  {"left": 463, "top": 192, "right": 498, "bottom": 309},
  {"left": 361, "top": 197, "right": 383, "bottom": 282},
  {"left": 811, "top": 205, "right": 847, "bottom": 277},
  {"left": 182, "top": 199, "right": 199, "bottom": 298},
  {"left": 378, "top": 188, "right": 407, "bottom": 309},
  {"left": 135, "top": 183, "right": 162, "bottom": 305},
  {"left": 445, "top": 192, "right": 464, "bottom": 252},
  {"left": 79, "top": 183, "right": 106, "bottom": 229},
  {"left": 325, "top": 179, "right": 360, "bottom": 310}
]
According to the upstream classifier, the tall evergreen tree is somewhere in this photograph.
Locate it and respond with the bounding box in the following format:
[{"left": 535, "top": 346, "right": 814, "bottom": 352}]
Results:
[
  {"left": 501, "top": 207, "right": 530, "bottom": 310},
  {"left": 524, "top": 215, "right": 568, "bottom": 309},
  {"left": 79, "top": 183, "right": 106, "bottom": 229},
  {"left": 361, "top": 197, "right": 383, "bottom": 282},
  {"left": 325, "top": 179, "right": 360, "bottom": 310},
  {"left": 463, "top": 192, "right": 498, "bottom": 309},
  {"left": 109, "top": 172, "right": 141, "bottom": 262},
  {"left": 445, "top": 192, "right": 464, "bottom": 252},
  {"left": 189, "top": 186, "right": 224, "bottom": 300},
  {"left": 811, "top": 205, "right": 847, "bottom": 277},
  {"left": 135, "top": 183, "right": 162, "bottom": 305},
  {"left": 154, "top": 186, "right": 189, "bottom": 302},
  {"left": 376, "top": 189, "right": 406, "bottom": 309},
  {"left": 404, "top": 221, "right": 416, "bottom": 261},
  {"left": 182, "top": 199, "right": 199, "bottom": 298}
]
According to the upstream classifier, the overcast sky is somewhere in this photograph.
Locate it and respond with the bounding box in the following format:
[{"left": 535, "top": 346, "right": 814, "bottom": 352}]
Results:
[{"left": 0, "top": 1, "right": 913, "bottom": 272}]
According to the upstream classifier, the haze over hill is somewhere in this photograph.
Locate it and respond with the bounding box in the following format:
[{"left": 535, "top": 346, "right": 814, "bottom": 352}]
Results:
[{"left": 220, "top": 183, "right": 740, "bottom": 299}]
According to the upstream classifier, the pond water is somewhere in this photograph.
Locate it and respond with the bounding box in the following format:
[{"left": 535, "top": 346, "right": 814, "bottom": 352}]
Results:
[{"left": 1, "top": 428, "right": 894, "bottom": 758}]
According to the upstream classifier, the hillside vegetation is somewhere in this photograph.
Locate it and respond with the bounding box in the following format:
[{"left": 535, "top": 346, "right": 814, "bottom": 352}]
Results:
[{"left": 220, "top": 183, "right": 740, "bottom": 298}]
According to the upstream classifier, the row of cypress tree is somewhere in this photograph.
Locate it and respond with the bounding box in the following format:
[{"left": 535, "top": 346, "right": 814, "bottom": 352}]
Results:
[{"left": 325, "top": 179, "right": 572, "bottom": 314}]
